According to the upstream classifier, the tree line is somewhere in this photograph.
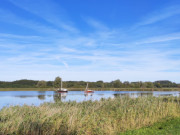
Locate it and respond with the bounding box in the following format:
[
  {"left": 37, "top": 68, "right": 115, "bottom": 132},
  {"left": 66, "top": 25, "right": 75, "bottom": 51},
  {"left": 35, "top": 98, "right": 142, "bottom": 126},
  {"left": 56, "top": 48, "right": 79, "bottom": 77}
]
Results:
[{"left": 0, "top": 77, "right": 179, "bottom": 88}]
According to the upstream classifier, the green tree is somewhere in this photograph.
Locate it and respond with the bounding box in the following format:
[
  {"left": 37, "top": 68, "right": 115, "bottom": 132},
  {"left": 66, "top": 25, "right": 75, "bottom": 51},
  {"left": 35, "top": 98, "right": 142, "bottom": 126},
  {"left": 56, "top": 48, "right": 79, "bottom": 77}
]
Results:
[
  {"left": 130, "top": 82, "right": 141, "bottom": 88},
  {"left": 141, "top": 82, "right": 147, "bottom": 88},
  {"left": 47, "top": 81, "right": 53, "bottom": 87},
  {"left": 113, "top": 79, "right": 122, "bottom": 88},
  {"left": 154, "top": 82, "right": 162, "bottom": 88},
  {"left": 36, "top": 80, "right": 47, "bottom": 88},
  {"left": 54, "top": 76, "right": 61, "bottom": 88},
  {"left": 96, "top": 80, "right": 104, "bottom": 88},
  {"left": 146, "top": 82, "right": 154, "bottom": 88},
  {"left": 124, "top": 81, "right": 130, "bottom": 88}
]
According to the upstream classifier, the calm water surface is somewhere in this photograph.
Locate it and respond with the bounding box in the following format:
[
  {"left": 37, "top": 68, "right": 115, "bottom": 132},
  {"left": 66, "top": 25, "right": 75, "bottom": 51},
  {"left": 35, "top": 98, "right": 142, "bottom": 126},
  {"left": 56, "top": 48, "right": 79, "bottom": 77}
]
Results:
[{"left": 0, "top": 91, "right": 180, "bottom": 109}]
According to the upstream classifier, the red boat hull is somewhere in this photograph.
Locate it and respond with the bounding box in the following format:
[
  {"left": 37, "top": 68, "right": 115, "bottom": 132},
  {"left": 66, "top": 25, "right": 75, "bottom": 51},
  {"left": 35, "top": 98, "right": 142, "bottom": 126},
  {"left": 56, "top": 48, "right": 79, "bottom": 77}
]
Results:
[{"left": 85, "top": 90, "right": 94, "bottom": 93}]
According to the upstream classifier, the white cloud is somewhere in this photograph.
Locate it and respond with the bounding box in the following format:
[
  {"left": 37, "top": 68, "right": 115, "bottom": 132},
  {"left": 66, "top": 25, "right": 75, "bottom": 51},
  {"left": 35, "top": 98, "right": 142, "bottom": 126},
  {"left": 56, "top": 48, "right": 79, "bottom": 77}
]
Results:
[
  {"left": 0, "top": 2, "right": 180, "bottom": 82},
  {"left": 0, "top": 9, "right": 61, "bottom": 35},
  {"left": 9, "top": 0, "right": 79, "bottom": 33},
  {"left": 136, "top": 5, "right": 180, "bottom": 26},
  {"left": 84, "top": 17, "right": 109, "bottom": 31},
  {"left": 135, "top": 32, "right": 180, "bottom": 44}
]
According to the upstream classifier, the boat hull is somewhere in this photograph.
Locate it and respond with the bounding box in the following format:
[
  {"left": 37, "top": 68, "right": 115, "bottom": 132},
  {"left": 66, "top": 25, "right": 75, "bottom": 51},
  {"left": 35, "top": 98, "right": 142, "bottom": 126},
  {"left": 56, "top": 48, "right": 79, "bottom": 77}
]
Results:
[
  {"left": 57, "top": 90, "right": 68, "bottom": 93},
  {"left": 85, "top": 90, "right": 94, "bottom": 93}
]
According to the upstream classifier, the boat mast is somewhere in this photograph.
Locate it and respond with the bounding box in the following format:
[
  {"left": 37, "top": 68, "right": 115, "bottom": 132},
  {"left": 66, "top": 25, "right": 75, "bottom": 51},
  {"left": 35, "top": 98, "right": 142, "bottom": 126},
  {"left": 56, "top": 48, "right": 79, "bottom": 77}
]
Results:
[
  {"left": 61, "top": 79, "right": 62, "bottom": 90},
  {"left": 85, "top": 83, "right": 88, "bottom": 91}
]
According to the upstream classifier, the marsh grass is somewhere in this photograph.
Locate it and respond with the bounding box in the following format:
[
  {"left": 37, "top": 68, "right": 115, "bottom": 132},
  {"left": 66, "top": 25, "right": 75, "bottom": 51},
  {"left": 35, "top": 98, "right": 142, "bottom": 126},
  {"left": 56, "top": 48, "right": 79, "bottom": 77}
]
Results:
[{"left": 1, "top": 96, "right": 180, "bottom": 135}]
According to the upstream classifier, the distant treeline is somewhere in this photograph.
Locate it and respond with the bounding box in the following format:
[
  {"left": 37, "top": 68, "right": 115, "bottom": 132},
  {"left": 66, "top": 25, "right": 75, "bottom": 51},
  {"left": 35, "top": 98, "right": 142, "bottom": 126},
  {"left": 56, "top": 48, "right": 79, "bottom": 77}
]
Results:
[{"left": 0, "top": 79, "right": 179, "bottom": 88}]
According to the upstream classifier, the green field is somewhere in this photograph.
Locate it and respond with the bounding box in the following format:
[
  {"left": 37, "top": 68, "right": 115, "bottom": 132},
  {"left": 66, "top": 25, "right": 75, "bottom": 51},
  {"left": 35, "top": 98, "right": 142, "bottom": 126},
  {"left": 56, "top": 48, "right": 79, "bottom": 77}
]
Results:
[
  {"left": 1, "top": 96, "right": 180, "bottom": 135},
  {"left": 120, "top": 118, "right": 180, "bottom": 135}
]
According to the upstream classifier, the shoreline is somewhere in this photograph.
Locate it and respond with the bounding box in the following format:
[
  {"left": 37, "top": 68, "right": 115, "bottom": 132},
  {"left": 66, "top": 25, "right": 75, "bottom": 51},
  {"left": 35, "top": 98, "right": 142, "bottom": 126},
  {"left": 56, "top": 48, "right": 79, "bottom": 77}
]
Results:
[{"left": 0, "top": 88, "right": 180, "bottom": 91}]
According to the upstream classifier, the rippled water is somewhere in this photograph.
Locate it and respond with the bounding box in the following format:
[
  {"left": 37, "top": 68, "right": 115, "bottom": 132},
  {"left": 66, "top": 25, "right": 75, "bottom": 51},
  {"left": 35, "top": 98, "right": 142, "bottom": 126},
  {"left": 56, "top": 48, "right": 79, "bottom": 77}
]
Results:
[{"left": 0, "top": 91, "right": 180, "bottom": 109}]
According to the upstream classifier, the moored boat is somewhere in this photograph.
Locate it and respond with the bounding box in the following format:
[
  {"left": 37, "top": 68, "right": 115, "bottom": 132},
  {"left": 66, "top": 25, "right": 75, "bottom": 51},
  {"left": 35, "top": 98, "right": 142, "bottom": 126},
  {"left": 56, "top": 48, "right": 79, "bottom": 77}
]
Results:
[
  {"left": 56, "top": 79, "right": 68, "bottom": 93},
  {"left": 57, "top": 88, "right": 68, "bottom": 93},
  {"left": 84, "top": 83, "right": 94, "bottom": 93}
]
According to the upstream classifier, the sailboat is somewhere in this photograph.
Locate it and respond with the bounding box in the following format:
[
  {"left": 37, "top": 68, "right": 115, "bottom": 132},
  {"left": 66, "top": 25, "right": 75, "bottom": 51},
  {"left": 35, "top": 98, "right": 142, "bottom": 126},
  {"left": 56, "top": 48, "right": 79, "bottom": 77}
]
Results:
[
  {"left": 84, "top": 83, "right": 94, "bottom": 93},
  {"left": 56, "top": 79, "right": 68, "bottom": 93}
]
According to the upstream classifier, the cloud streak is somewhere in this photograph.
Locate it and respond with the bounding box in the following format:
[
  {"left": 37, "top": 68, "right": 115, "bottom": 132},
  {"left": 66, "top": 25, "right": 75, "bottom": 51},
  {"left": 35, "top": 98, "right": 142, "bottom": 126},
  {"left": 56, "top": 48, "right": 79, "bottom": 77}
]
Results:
[
  {"left": 136, "top": 5, "right": 180, "bottom": 26},
  {"left": 9, "top": 0, "right": 79, "bottom": 33},
  {"left": 0, "top": 1, "right": 180, "bottom": 82}
]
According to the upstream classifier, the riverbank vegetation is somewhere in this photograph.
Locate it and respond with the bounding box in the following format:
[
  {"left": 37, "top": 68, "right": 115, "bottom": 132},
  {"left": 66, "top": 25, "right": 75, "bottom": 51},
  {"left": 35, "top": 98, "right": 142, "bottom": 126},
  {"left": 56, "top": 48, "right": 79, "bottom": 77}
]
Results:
[
  {"left": 0, "top": 78, "right": 179, "bottom": 89},
  {"left": 1, "top": 96, "right": 180, "bottom": 135}
]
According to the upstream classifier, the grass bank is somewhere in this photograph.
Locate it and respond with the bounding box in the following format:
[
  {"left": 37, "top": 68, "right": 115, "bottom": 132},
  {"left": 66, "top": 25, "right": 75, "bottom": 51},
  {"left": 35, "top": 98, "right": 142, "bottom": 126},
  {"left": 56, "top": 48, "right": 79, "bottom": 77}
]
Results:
[
  {"left": 0, "top": 87, "right": 180, "bottom": 91},
  {"left": 120, "top": 117, "right": 180, "bottom": 135},
  {"left": 1, "top": 96, "right": 180, "bottom": 135}
]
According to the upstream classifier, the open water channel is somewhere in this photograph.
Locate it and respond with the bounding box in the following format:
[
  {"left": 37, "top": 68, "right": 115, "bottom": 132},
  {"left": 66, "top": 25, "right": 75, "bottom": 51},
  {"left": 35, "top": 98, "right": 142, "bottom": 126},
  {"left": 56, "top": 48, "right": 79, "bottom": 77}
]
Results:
[{"left": 0, "top": 91, "right": 180, "bottom": 109}]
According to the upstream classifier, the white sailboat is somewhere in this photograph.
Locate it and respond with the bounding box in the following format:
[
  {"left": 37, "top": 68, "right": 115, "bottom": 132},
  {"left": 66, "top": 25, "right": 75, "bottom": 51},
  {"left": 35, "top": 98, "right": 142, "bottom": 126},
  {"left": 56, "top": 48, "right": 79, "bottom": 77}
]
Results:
[
  {"left": 84, "top": 83, "right": 94, "bottom": 93},
  {"left": 57, "top": 79, "right": 68, "bottom": 93}
]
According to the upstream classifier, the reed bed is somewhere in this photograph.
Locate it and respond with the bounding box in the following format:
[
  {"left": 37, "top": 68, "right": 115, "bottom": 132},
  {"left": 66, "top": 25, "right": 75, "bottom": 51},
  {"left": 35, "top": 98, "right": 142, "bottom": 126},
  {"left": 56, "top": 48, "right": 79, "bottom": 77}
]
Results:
[{"left": 1, "top": 96, "right": 180, "bottom": 135}]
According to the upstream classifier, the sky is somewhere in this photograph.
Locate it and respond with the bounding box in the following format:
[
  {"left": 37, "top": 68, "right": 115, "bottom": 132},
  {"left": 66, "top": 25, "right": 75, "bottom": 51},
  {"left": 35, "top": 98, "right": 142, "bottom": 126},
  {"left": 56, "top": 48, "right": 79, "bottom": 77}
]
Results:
[{"left": 0, "top": 0, "right": 180, "bottom": 82}]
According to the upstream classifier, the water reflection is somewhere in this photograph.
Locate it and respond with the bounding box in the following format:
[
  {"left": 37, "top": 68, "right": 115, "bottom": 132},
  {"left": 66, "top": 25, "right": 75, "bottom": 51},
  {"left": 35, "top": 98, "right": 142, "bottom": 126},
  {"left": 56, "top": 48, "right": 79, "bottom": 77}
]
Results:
[
  {"left": 38, "top": 95, "right": 45, "bottom": 100},
  {"left": 113, "top": 92, "right": 153, "bottom": 98},
  {"left": 114, "top": 93, "right": 129, "bottom": 98},
  {"left": 53, "top": 92, "right": 67, "bottom": 102},
  {"left": 84, "top": 93, "right": 93, "bottom": 97},
  {"left": 15, "top": 95, "right": 33, "bottom": 98},
  {"left": 84, "top": 92, "right": 94, "bottom": 101},
  {"left": 1, "top": 91, "right": 180, "bottom": 109}
]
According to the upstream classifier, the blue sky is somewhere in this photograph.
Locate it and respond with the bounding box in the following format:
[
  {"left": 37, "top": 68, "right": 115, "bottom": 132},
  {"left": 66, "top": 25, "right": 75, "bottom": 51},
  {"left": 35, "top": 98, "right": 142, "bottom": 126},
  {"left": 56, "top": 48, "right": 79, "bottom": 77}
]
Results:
[{"left": 0, "top": 0, "right": 180, "bottom": 82}]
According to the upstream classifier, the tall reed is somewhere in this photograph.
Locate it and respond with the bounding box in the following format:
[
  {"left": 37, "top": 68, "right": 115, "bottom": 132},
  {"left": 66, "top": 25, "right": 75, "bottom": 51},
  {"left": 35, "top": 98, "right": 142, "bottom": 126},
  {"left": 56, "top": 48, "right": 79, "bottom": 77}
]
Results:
[{"left": 0, "top": 96, "right": 180, "bottom": 135}]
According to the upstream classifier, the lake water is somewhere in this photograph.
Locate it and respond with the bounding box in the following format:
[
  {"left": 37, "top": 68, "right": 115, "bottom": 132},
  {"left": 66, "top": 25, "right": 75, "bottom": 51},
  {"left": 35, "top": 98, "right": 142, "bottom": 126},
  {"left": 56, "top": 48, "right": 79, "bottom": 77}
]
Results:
[{"left": 0, "top": 91, "right": 180, "bottom": 109}]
